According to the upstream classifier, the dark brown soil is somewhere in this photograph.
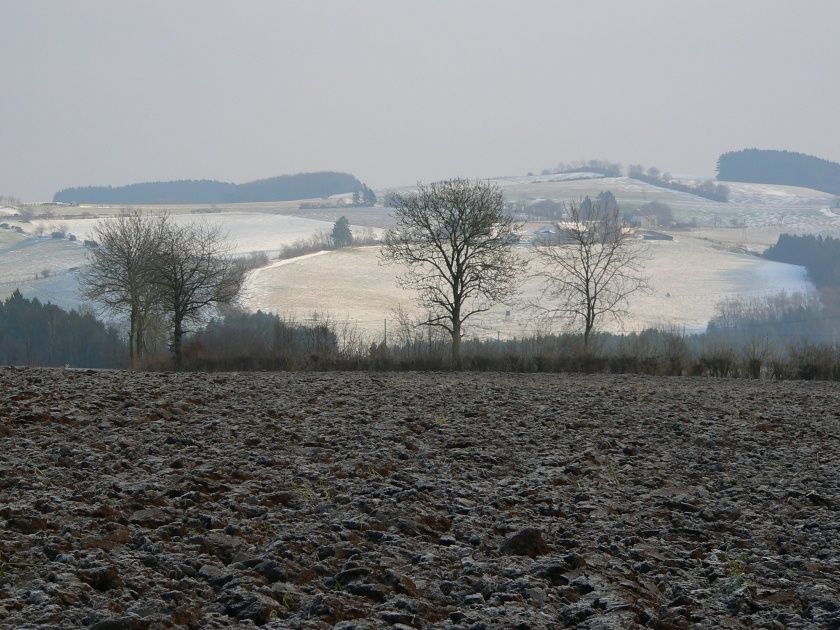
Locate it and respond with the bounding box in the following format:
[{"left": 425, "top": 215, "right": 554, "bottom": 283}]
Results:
[{"left": 1, "top": 368, "right": 837, "bottom": 628}]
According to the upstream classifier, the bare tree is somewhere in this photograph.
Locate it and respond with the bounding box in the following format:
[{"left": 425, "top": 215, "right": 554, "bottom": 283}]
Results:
[
  {"left": 153, "top": 221, "right": 245, "bottom": 365},
  {"left": 741, "top": 333, "right": 770, "bottom": 378},
  {"left": 533, "top": 199, "right": 649, "bottom": 349},
  {"left": 381, "top": 179, "right": 522, "bottom": 368},
  {"left": 79, "top": 210, "right": 167, "bottom": 364}
]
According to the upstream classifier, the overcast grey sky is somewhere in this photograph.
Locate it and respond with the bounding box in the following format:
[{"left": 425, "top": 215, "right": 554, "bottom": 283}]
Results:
[{"left": 2, "top": 0, "right": 839, "bottom": 201}]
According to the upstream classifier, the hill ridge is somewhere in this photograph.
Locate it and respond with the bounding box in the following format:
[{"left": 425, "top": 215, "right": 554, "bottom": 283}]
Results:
[
  {"left": 53, "top": 171, "right": 362, "bottom": 204},
  {"left": 717, "top": 148, "right": 840, "bottom": 196}
]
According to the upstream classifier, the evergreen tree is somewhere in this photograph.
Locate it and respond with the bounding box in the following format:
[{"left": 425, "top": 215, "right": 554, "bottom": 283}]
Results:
[
  {"left": 764, "top": 233, "right": 840, "bottom": 287},
  {"left": 596, "top": 191, "right": 618, "bottom": 214},
  {"left": 717, "top": 149, "right": 840, "bottom": 196},
  {"left": 0, "top": 290, "right": 127, "bottom": 367},
  {"left": 362, "top": 184, "right": 376, "bottom": 206},
  {"left": 579, "top": 196, "right": 594, "bottom": 221},
  {"left": 331, "top": 216, "right": 353, "bottom": 248},
  {"left": 53, "top": 172, "right": 363, "bottom": 204}
]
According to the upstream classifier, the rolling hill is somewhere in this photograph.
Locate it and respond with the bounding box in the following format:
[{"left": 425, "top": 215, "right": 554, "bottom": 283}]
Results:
[
  {"left": 53, "top": 171, "right": 363, "bottom": 204},
  {"left": 717, "top": 149, "right": 840, "bottom": 196}
]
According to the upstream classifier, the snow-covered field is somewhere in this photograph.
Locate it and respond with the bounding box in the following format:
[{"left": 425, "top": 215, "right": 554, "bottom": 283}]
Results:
[
  {"left": 0, "top": 210, "right": 377, "bottom": 312},
  {"left": 3, "top": 172, "right": 836, "bottom": 331},
  {"left": 242, "top": 237, "right": 812, "bottom": 341},
  {"left": 465, "top": 174, "right": 838, "bottom": 234},
  {"left": 21, "top": 213, "right": 350, "bottom": 256},
  {"left": 0, "top": 231, "right": 24, "bottom": 248},
  {"left": 490, "top": 172, "right": 607, "bottom": 186},
  {"left": 0, "top": 238, "right": 88, "bottom": 311}
]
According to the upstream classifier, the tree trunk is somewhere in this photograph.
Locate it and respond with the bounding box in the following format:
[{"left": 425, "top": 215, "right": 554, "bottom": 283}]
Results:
[
  {"left": 451, "top": 320, "right": 462, "bottom": 370},
  {"left": 172, "top": 316, "right": 184, "bottom": 368},
  {"left": 583, "top": 319, "right": 593, "bottom": 352},
  {"left": 583, "top": 297, "right": 596, "bottom": 352},
  {"left": 134, "top": 311, "right": 145, "bottom": 363},
  {"left": 128, "top": 304, "right": 137, "bottom": 366}
]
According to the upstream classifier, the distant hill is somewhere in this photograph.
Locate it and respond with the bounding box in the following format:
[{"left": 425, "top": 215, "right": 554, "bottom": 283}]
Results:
[
  {"left": 717, "top": 149, "right": 840, "bottom": 195},
  {"left": 53, "top": 171, "right": 362, "bottom": 204}
]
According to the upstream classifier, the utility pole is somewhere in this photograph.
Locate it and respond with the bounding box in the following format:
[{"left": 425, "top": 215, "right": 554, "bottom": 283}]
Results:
[{"left": 384, "top": 318, "right": 387, "bottom": 347}]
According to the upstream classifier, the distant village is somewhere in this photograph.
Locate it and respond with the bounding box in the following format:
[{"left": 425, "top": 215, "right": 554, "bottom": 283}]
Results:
[{"left": 507, "top": 194, "right": 675, "bottom": 243}]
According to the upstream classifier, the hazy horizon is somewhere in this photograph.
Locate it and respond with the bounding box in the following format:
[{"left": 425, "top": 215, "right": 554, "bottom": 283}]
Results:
[{"left": 3, "top": 0, "right": 840, "bottom": 202}]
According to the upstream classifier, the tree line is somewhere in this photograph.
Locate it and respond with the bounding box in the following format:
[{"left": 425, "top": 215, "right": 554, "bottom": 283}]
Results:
[
  {"left": 175, "top": 297, "right": 840, "bottom": 380},
  {"left": 8, "top": 283, "right": 840, "bottom": 379},
  {"left": 537, "top": 160, "right": 730, "bottom": 202},
  {"left": 0, "top": 290, "right": 126, "bottom": 367},
  {"left": 351, "top": 184, "right": 377, "bottom": 207},
  {"left": 717, "top": 149, "right": 840, "bottom": 195},
  {"left": 178, "top": 308, "right": 341, "bottom": 371},
  {"left": 764, "top": 233, "right": 840, "bottom": 288},
  {"left": 53, "top": 172, "right": 362, "bottom": 204},
  {"left": 626, "top": 165, "right": 730, "bottom": 202},
  {"left": 546, "top": 160, "right": 622, "bottom": 177}
]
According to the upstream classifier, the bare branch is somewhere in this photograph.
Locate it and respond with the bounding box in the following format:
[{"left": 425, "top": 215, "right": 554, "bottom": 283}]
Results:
[
  {"left": 78, "top": 209, "right": 169, "bottom": 363},
  {"left": 380, "top": 179, "right": 524, "bottom": 367},
  {"left": 153, "top": 220, "right": 245, "bottom": 365},
  {"left": 532, "top": 198, "right": 649, "bottom": 348}
]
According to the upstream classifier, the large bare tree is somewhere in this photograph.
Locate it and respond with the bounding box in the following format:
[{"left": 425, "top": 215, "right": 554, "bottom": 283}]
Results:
[
  {"left": 381, "top": 179, "right": 522, "bottom": 368},
  {"left": 533, "top": 198, "right": 649, "bottom": 349},
  {"left": 153, "top": 221, "right": 244, "bottom": 365},
  {"left": 79, "top": 210, "right": 167, "bottom": 364}
]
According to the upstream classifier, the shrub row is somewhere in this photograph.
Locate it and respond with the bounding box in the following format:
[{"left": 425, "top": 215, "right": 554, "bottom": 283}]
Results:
[{"left": 159, "top": 310, "right": 840, "bottom": 381}]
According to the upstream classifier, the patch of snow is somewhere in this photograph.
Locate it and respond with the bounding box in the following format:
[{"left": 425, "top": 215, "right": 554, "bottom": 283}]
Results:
[
  {"left": 243, "top": 238, "right": 815, "bottom": 340},
  {"left": 27, "top": 213, "right": 352, "bottom": 256},
  {"left": 490, "top": 172, "right": 606, "bottom": 187}
]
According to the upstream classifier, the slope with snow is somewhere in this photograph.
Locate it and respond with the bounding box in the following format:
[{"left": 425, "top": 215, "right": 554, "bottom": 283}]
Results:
[{"left": 243, "top": 237, "right": 813, "bottom": 340}]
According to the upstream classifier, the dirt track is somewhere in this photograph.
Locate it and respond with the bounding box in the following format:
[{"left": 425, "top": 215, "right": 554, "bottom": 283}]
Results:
[{"left": 1, "top": 368, "right": 838, "bottom": 628}]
